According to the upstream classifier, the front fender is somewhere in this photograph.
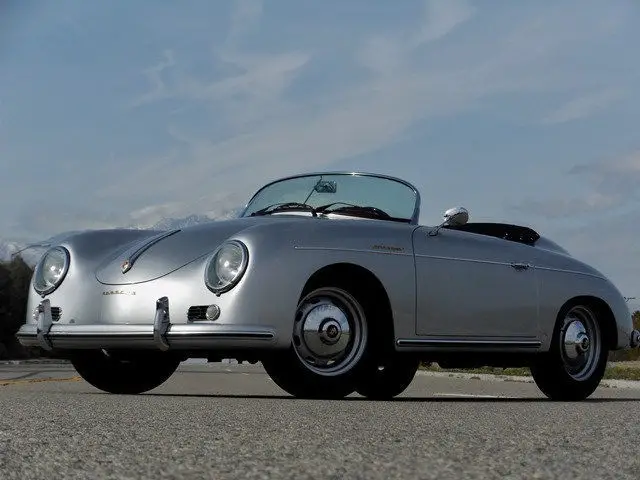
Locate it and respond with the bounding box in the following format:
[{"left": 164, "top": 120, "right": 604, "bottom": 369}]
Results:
[{"left": 221, "top": 222, "right": 417, "bottom": 345}]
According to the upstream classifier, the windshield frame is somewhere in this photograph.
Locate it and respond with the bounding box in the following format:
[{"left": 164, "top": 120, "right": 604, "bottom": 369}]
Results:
[{"left": 240, "top": 171, "right": 421, "bottom": 224}]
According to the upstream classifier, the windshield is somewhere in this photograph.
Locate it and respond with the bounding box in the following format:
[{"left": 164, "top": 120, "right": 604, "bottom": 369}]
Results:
[{"left": 241, "top": 173, "right": 420, "bottom": 223}]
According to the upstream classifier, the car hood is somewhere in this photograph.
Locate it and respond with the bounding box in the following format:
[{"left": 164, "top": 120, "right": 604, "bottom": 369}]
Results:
[{"left": 95, "top": 216, "right": 294, "bottom": 285}]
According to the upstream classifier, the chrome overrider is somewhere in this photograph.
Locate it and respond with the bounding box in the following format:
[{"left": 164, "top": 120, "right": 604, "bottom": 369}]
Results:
[{"left": 17, "top": 297, "right": 276, "bottom": 351}]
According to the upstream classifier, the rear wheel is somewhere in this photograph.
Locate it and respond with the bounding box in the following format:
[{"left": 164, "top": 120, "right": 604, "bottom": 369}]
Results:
[
  {"left": 71, "top": 350, "right": 180, "bottom": 394},
  {"left": 262, "top": 285, "right": 374, "bottom": 399},
  {"left": 531, "top": 303, "right": 608, "bottom": 401}
]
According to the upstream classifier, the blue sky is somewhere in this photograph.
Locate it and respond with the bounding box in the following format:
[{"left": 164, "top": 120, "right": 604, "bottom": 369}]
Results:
[{"left": 2, "top": 0, "right": 640, "bottom": 300}]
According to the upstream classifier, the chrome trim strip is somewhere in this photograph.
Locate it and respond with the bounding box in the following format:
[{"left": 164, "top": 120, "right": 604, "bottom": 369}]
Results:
[
  {"left": 413, "top": 254, "right": 520, "bottom": 267},
  {"left": 293, "top": 246, "right": 412, "bottom": 256},
  {"left": 16, "top": 323, "right": 276, "bottom": 349},
  {"left": 396, "top": 338, "right": 542, "bottom": 348},
  {"left": 533, "top": 265, "right": 605, "bottom": 280},
  {"left": 122, "top": 229, "right": 181, "bottom": 273},
  {"left": 168, "top": 325, "right": 275, "bottom": 339},
  {"left": 52, "top": 325, "right": 153, "bottom": 336}
]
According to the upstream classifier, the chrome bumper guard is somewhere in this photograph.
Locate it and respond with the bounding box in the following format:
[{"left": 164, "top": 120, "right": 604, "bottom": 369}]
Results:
[
  {"left": 17, "top": 297, "right": 276, "bottom": 351},
  {"left": 154, "top": 296, "right": 171, "bottom": 351},
  {"left": 36, "top": 299, "right": 54, "bottom": 351}
]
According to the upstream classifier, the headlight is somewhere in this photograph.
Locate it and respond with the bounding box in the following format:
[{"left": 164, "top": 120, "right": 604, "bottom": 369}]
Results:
[
  {"left": 33, "top": 247, "right": 70, "bottom": 295},
  {"left": 205, "top": 240, "right": 249, "bottom": 294}
]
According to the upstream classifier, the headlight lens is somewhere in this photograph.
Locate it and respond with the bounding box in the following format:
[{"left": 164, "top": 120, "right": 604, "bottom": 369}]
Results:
[
  {"left": 205, "top": 240, "right": 248, "bottom": 293},
  {"left": 33, "top": 247, "right": 70, "bottom": 295}
]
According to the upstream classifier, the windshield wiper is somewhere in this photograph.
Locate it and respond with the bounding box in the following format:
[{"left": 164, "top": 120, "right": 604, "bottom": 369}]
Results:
[
  {"left": 250, "top": 201, "right": 393, "bottom": 220},
  {"left": 250, "top": 202, "right": 318, "bottom": 217},
  {"left": 314, "top": 202, "right": 391, "bottom": 219}
]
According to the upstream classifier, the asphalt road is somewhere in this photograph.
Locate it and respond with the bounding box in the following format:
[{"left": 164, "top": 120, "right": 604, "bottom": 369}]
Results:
[{"left": 1, "top": 361, "right": 639, "bottom": 479}]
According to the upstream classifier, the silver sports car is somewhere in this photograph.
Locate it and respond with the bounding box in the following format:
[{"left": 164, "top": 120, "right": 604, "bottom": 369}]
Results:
[{"left": 16, "top": 171, "right": 640, "bottom": 400}]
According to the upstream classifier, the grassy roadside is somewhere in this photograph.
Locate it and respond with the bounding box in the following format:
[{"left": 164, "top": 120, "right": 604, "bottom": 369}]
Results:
[{"left": 420, "top": 363, "right": 640, "bottom": 381}]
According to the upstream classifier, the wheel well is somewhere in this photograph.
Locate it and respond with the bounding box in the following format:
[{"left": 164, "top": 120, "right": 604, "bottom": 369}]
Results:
[
  {"left": 301, "top": 263, "right": 395, "bottom": 341},
  {"left": 562, "top": 295, "right": 617, "bottom": 349}
]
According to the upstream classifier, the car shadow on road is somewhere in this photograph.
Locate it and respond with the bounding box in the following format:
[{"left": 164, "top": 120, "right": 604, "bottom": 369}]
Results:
[{"left": 75, "top": 392, "right": 640, "bottom": 402}]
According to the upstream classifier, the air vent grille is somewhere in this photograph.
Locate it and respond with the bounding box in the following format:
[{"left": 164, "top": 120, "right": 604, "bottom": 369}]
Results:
[{"left": 187, "top": 306, "right": 208, "bottom": 321}]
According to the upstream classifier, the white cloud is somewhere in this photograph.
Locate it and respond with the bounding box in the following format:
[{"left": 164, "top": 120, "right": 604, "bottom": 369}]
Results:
[
  {"left": 130, "top": 49, "right": 175, "bottom": 107},
  {"left": 512, "top": 150, "right": 640, "bottom": 219},
  {"left": 570, "top": 150, "right": 640, "bottom": 196},
  {"left": 358, "top": 0, "right": 475, "bottom": 75},
  {"left": 572, "top": 150, "right": 640, "bottom": 176},
  {"left": 225, "top": 0, "right": 263, "bottom": 49},
  {"left": 130, "top": 0, "right": 306, "bottom": 130},
  {"left": 542, "top": 88, "right": 624, "bottom": 124},
  {"left": 512, "top": 193, "right": 623, "bottom": 218},
  {"left": 178, "top": 51, "right": 310, "bottom": 108},
  {"left": 128, "top": 202, "right": 184, "bottom": 225},
  {"left": 549, "top": 209, "right": 640, "bottom": 298},
  {"left": 412, "top": 0, "right": 476, "bottom": 45}
]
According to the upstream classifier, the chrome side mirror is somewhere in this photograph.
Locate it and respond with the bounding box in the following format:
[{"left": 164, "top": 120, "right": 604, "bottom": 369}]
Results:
[
  {"left": 429, "top": 206, "right": 469, "bottom": 236},
  {"left": 443, "top": 207, "right": 469, "bottom": 227}
]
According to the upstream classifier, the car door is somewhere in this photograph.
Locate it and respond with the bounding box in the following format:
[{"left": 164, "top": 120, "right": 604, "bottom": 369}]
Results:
[{"left": 411, "top": 226, "right": 540, "bottom": 342}]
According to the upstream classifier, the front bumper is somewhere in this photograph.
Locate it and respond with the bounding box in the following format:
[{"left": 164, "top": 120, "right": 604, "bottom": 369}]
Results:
[{"left": 16, "top": 298, "right": 276, "bottom": 351}]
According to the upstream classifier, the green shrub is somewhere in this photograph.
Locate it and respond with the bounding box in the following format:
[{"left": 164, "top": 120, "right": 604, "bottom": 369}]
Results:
[
  {"left": 608, "top": 311, "right": 640, "bottom": 361},
  {"left": 0, "top": 256, "right": 38, "bottom": 359}
]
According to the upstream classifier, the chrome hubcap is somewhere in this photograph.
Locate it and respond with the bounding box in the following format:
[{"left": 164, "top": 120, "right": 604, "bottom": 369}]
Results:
[
  {"left": 292, "top": 288, "right": 367, "bottom": 376},
  {"left": 563, "top": 320, "right": 590, "bottom": 360},
  {"left": 559, "top": 306, "right": 600, "bottom": 381}
]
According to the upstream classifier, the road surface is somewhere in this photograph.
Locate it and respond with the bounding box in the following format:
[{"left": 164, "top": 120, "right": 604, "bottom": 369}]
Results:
[{"left": 1, "top": 361, "right": 639, "bottom": 479}]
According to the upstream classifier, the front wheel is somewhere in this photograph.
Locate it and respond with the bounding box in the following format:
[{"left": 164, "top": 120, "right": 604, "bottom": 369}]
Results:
[
  {"left": 355, "top": 354, "right": 419, "bottom": 400},
  {"left": 71, "top": 350, "right": 181, "bottom": 394},
  {"left": 262, "top": 285, "right": 373, "bottom": 399},
  {"left": 530, "top": 303, "right": 608, "bottom": 401}
]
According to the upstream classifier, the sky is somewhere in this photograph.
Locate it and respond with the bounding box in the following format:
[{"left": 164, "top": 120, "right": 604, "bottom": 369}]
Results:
[{"left": 1, "top": 0, "right": 640, "bottom": 302}]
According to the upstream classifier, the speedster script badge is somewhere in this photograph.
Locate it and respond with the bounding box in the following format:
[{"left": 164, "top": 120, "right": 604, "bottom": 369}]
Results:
[{"left": 102, "top": 290, "right": 136, "bottom": 296}]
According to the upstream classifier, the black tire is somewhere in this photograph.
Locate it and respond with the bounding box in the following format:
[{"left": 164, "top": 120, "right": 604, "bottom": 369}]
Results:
[
  {"left": 262, "top": 284, "right": 378, "bottom": 399},
  {"left": 530, "top": 302, "right": 609, "bottom": 401},
  {"left": 355, "top": 354, "right": 419, "bottom": 400},
  {"left": 71, "top": 350, "right": 180, "bottom": 394}
]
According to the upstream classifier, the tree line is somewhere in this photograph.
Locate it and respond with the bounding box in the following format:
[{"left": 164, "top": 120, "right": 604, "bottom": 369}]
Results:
[
  {"left": 0, "top": 257, "right": 46, "bottom": 359},
  {"left": 0, "top": 255, "right": 639, "bottom": 360}
]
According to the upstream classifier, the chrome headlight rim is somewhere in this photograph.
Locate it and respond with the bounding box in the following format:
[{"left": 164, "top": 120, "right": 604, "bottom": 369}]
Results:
[
  {"left": 204, "top": 240, "right": 249, "bottom": 294},
  {"left": 33, "top": 246, "right": 70, "bottom": 296}
]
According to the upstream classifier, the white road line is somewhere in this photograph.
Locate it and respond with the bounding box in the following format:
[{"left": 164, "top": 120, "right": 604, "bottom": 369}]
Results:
[{"left": 433, "top": 393, "right": 508, "bottom": 399}]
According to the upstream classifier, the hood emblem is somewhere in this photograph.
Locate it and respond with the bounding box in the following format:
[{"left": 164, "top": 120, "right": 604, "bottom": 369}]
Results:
[{"left": 119, "top": 229, "right": 181, "bottom": 275}]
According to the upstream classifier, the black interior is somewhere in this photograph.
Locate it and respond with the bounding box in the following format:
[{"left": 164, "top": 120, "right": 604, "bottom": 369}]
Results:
[{"left": 445, "top": 222, "right": 541, "bottom": 246}]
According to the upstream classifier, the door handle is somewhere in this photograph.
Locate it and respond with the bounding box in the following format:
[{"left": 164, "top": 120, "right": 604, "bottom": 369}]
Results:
[{"left": 510, "top": 262, "right": 531, "bottom": 271}]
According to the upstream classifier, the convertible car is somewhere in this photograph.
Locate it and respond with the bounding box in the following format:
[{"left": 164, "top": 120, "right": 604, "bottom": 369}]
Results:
[{"left": 16, "top": 171, "right": 640, "bottom": 400}]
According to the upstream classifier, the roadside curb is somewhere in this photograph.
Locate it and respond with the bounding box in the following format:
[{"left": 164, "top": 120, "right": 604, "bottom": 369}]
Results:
[
  {"left": 0, "top": 359, "right": 70, "bottom": 365},
  {"left": 0, "top": 376, "right": 81, "bottom": 387},
  {"left": 417, "top": 370, "right": 640, "bottom": 390}
]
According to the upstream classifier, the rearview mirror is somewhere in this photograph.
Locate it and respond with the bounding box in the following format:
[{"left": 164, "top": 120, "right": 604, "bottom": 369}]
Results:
[
  {"left": 314, "top": 180, "right": 337, "bottom": 193},
  {"left": 443, "top": 206, "right": 469, "bottom": 227}
]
